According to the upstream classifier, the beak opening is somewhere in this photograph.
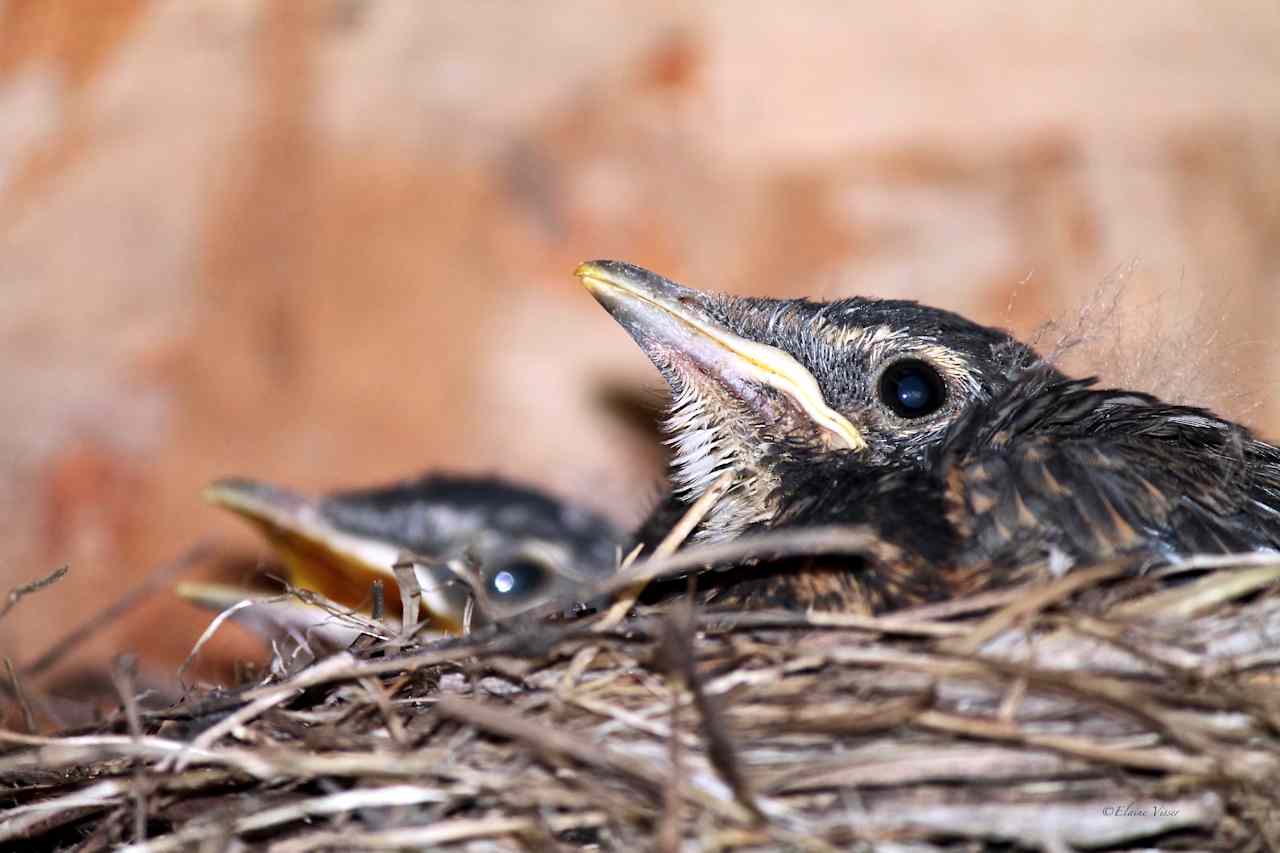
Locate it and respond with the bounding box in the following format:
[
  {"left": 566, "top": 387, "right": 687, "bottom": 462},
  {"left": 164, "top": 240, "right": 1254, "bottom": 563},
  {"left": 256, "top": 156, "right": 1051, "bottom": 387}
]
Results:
[
  {"left": 204, "top": 478, "right": 467, "bottom": 631},
  {"left": 575, "top": 260, "right": 866, "bottom": 452}
]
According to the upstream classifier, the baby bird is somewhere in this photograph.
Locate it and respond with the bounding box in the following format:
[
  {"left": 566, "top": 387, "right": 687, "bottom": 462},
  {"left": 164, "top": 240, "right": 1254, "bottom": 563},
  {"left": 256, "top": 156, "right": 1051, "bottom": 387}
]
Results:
[
  {"left": 578, "top": 260, "right": 1280, "bottom": 612},
  {"left": 204, "top": 475, "right": 621, "bottom": 630}
]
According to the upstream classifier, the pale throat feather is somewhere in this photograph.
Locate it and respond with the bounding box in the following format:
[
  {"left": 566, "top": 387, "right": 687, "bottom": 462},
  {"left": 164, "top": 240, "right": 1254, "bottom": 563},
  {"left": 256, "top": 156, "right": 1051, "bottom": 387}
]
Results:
[
  {"left": 662, "top": 377, "right": 782, "bottom": 543},
  {"left": 663, "top": 380, "right": 731, "bottom": 497}
]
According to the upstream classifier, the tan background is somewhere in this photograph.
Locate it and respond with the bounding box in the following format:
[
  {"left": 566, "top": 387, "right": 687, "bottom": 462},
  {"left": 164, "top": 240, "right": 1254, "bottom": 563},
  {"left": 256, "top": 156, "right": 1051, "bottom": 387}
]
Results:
[{"left": 2, "top": 1, "right": 1279, "bottom": 716}]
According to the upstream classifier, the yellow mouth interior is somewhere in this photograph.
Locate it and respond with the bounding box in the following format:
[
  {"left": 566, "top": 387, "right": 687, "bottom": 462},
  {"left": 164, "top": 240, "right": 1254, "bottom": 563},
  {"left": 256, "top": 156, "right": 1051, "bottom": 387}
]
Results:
[
  {"left": 249, "top": 520, "right": 464, "bottom": 633},
  {"left": 204, "top": 483, "right": 465, "bottom": 633}
]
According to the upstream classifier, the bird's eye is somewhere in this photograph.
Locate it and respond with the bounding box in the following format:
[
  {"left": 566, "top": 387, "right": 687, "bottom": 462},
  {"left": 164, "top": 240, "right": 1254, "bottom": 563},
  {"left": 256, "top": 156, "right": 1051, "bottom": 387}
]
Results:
[
  {"left": 878, "top": 359, "right": 946, "bottom": 419},
  {"left": 485, "top": 558, "right": 549, "bottom": 601}
]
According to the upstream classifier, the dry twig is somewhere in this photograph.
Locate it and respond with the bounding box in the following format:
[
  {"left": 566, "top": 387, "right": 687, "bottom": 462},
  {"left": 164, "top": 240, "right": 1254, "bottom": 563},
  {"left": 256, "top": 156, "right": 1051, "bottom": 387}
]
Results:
[
  {"left": 0, "top": 564, "right": 68, "bottom": 623},
  {"left": 1, "top": 545, "right": 1276, "bottom": 851}
]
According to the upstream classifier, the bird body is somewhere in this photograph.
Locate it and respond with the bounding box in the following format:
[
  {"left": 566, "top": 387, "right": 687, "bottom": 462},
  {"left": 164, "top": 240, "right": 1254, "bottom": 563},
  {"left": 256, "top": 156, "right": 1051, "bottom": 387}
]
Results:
[
  {"left": 760, "top": 369, "right": 1280, "bottom": 610},
  {"left": 578, "top": 261, "right": 1280, "bottom": 612}
]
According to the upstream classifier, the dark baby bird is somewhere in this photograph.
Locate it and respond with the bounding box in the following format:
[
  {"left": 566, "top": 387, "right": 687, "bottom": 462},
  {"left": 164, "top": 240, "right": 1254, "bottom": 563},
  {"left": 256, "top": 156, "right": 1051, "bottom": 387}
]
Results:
[
  {"left": 204, "top": 475, "right": 620, "bottom": 630},
  {"left": 578, "top": 260, "right": 1280, "bottom": 613}
]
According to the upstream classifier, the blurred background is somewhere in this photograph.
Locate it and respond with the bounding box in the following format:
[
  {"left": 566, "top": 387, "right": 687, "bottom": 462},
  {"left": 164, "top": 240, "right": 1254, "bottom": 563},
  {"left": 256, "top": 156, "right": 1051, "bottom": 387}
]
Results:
[{"left": 2, "top": 1, "right": 1279, "bottom": 720}]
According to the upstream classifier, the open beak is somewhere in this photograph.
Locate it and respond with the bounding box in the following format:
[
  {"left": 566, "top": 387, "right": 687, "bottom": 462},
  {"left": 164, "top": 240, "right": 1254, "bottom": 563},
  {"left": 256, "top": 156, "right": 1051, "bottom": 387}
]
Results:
[
  {"left": 575, "top": 260, "right": 865, "bottom": 451},
  {"left": 202, "top": 478, "right": 469, "bottom": 632}
]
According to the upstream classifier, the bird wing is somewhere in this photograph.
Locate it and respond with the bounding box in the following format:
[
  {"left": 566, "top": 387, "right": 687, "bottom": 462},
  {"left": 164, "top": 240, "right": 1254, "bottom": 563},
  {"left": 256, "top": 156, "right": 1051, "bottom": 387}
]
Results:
[{"left": 946, "top": 375, "right": 1280, "bottom": 572}]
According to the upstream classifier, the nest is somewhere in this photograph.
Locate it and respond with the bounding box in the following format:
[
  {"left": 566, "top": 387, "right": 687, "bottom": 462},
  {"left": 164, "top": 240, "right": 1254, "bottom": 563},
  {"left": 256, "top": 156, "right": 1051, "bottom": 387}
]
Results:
[{"left": 2, "top": 538, "right": 1280, "bottom": 852}]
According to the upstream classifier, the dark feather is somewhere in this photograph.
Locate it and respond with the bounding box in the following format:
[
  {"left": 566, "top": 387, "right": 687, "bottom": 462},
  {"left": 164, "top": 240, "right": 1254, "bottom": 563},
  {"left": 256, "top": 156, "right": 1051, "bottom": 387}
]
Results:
[{"left": 753, "top": 367, "right": 1280, "bottom": 609}]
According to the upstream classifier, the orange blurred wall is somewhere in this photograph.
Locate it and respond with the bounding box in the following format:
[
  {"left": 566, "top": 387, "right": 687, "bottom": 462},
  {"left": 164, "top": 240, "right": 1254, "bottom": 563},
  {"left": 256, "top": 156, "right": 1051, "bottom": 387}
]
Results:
[{"left": 1, "top": 1, "right": 1278, "bottom": 714}]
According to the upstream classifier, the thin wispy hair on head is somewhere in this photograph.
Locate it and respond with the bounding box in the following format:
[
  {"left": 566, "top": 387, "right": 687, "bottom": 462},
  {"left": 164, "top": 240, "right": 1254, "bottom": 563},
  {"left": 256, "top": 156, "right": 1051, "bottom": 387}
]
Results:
[{"left": 1024, "top": 260, "right": 1264, "bottom": 424}]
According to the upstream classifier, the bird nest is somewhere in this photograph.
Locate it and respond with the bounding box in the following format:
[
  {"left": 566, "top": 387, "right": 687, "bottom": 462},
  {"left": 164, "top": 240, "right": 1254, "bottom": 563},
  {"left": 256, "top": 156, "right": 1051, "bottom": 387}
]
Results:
[{"left": 3, "top": 542, "right": 1280, "bottom": 852}]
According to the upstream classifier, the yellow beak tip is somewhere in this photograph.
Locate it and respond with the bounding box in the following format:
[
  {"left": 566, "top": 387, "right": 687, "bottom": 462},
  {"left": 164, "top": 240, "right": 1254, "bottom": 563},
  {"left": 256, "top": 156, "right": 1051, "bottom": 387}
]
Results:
[{"left": 573, "top": 261, "right": 606, "bottom": 288}]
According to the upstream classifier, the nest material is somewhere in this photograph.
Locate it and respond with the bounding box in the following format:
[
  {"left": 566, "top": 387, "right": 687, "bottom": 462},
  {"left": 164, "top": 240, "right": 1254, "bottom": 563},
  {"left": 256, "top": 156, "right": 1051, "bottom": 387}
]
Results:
[{"left": 2, "top": 549, "right": 1280, "bottom": 852}]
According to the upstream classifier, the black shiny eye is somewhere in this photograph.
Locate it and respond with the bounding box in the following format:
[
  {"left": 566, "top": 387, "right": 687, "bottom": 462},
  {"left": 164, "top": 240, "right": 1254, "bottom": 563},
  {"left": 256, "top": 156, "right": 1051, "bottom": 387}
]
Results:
[
  {"left": 878, "top": 359, "right": 946, "bottom": 419},
  {"left": 485, "top": 559, "right": 548, "bottom": 600}
]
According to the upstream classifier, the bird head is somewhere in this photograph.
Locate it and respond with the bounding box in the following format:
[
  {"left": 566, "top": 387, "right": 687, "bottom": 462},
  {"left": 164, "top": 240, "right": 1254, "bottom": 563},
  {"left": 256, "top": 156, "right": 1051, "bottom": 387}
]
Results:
[
  {"left": 202, "top": 476, "right": 620, "bottom": 632},
  {"left": 577, "top": 260, "right": 1045, "bottom": 540}
]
